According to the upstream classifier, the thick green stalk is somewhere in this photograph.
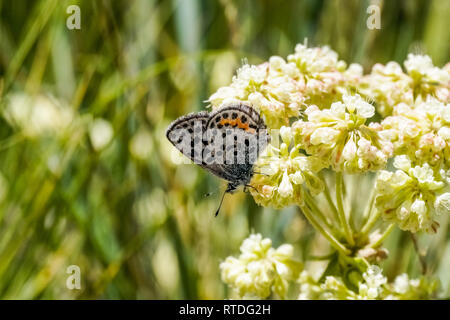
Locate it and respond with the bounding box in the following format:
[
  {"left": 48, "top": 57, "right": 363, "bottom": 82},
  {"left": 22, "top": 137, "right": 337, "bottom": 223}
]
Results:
[
  {"left": 303, "top": 190, "right": 333, "bottom": 230},
  {"left": 335, "top": 172, "right": 355, "bottom": 246},
  {"left": 361, "top": 207, "right": 382, "bottom": 235},
  {"left": 370, "top": 223, "right": 395, "bottom": 248},
  {"left": 321, "top": 173, "right": 341, "bottom": 227},
  {"left": 300, "top": 204, "right": 351, "bottom": 256}
]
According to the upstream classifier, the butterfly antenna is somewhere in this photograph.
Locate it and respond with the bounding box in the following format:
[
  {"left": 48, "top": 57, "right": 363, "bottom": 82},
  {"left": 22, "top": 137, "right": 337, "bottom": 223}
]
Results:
[{"left": 214, "top": 190, "right": 227, "bottom": 217}]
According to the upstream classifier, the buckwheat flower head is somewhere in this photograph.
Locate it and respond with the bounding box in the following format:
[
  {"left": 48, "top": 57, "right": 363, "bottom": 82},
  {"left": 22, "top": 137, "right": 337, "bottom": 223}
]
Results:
[
  {"left": 208, "top": 43, "right": 366, "bottom": 128},
  {"left": 404, "top": 54, "right": 450, "bottom": 103},
  {"left": 298, "top": 266, "right": 438, "bottom": 300},
  {"left": 220, "top": 234, "right": 302, "bottom": 299},
  {"left": 380, "top": 98, "right": 450, "bottom": 168},
  {"left": 208, "top": 61, "right": 305, "bottom": 128},
  {"left": 297, "top": 271, "right": 323, "bottom": 300},
  {"left": 358, "top": 265, "right": 387, "bottom": 299},
  {"left": 375, "top": 156, "right": 448, "bottom": 233},
  {"left": 293, "top": 94, "right": 393, "bottom": 173},
  {"left": 249, "top": 127, "right": 325, "bottom": 208},
  {"left": 304, "top": 266, "right": 388, "bottom": 300},
  {"left": 287, "top": 44, "right": 363, "bottom": 108},
  {"left": 386, "top": 273, "right": 439, "bottom": 300},
  {"left": 359, "top": 62, "right": 414, "bottom": 117}
]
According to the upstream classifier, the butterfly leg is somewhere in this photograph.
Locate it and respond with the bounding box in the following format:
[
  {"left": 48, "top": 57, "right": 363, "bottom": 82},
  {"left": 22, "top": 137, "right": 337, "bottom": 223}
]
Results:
[
  {"left": 245, "top": 184, "right": 260, "bottom": 195},
  {"left": 253, "top": 172, "right": 270, "bottom": 176}
]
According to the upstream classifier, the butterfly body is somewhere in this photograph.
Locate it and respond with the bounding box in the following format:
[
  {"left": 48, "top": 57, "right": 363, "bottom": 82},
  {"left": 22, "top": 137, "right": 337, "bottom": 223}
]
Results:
[{"left": 166, "top": 103, "right": 270, "bottom": 214}]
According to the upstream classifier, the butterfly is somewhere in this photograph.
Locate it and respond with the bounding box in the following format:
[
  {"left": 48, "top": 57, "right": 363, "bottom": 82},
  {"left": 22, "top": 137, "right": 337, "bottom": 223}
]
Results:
[{"left": 166, "top": 103, "right": 270, "bottom": 216}]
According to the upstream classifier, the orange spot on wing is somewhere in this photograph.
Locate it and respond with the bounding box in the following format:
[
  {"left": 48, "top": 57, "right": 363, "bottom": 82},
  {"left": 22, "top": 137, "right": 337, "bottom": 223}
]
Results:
[{"left": 219, "top": 118, "right": 255, "bottom": 133}]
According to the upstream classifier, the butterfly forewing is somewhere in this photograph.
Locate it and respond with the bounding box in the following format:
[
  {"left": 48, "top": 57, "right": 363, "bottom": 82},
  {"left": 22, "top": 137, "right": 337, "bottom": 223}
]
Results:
[{"left": 166, "top": 111, "right": 209, "bottom": 163}]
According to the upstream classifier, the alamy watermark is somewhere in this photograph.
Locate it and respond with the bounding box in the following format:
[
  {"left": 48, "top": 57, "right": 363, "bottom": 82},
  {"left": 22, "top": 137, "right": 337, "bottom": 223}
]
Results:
[
  {"left": 66, "top": 5, "right": 81, "bottom": 30},
  {"left": 66, "top": 265, "right": 81, "bottom": 290},
  {"left": 367, "top": 5, "right": 381, "bottom": 30}
]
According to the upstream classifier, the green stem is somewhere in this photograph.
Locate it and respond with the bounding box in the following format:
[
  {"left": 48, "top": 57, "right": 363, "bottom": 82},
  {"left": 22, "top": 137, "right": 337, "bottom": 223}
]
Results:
[
  {"left": 307, "top": 252, "right": 336, "bottom": 260},
  {"left": 361, "top": 207, "right": 382, "bottom": 235},
  {"left": 360, "top": 179, "right": 377, "bottom": 228},
  {"left": 370, "top": 223, "right": 395, "bottom": 248},
  {"left": 304, "top": 190, "right": 333, "bottom": 230},
  {"left": 335, "top": 172, "right": 354, "bottom": 246},
  {"left": 410, "top": 233, "right": 427, "bottom": 275},
  {"left": 299, "top": 204, "right": 351, "bottom": 256},
  {"left": 321, "top": 173, "right": 341, "bottom": 227}
]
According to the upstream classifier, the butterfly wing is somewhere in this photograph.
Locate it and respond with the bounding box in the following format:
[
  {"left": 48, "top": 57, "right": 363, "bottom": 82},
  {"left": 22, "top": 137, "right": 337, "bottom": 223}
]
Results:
[
  {"left": 166, "top": 111, "right": 230, "bottom": 179},
  {"left": 166, "top": 111, "right": 209, "bottom": 162},
  {"left": 166, "top": 104, "right": 270, "bottom": 187},
  {"left": 203, "top": 103, "right": 270, "bottom": 186}
]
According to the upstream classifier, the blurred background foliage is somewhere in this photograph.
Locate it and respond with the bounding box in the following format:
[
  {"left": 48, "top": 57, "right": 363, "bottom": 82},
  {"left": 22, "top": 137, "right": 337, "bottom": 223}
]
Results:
[{"left": 0, "top": 0, "right": 448, "bottom": 299}]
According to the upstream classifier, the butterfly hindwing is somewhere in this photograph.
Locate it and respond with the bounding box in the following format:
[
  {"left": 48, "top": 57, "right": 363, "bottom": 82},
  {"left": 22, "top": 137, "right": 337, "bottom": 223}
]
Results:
[
  {"left": 166, "top": 103, "right": 270, "bottom": 189},
  {"left": 203, "top": 104, "right": 270, "bottom": 186}
]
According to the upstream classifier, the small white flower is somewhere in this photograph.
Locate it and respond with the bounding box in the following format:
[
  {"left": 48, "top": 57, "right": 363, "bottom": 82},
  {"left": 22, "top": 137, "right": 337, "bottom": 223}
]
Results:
[
  {"left": 310, "top": 127, "right": 340, "bottom": 145},
  {"left": 394, "top": 155, "right": 412, "bottom": 171},
  {"left": 393, "top": 274, "right": 410, "bottom": 294},
  {"left": 220, "top": 234, "right": 301, "bottom": 299},
  {"left": 434, "top": 193, "right": 450, "bottom": 215},
  {"left": 278, "top": 170, "right": 294, "bottom": 198}
]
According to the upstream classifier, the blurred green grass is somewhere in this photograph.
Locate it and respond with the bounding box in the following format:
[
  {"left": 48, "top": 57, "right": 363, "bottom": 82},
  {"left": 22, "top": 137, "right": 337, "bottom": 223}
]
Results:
[{"left": 0, "top": 0, "right": 448, "bottom": 299}]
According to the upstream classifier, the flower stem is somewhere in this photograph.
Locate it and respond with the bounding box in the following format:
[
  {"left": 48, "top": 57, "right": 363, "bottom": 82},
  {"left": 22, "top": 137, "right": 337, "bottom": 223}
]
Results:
[
  {"left": 360, "top": 207, "right": 382, "bottom": 235},
  {"left": 410, "top": 233, "right": 427, "bottom": 275},
  {"left": 321, "top": 173, "right": 341, "bottom": 227},
  {"left": 304, "top": 190, "right": 333, "bottom": 230},
  {"left": 360, "top": 176, "right": 377, "bottom": 228},
  {"left": 299, "top": 204, "right": 351, "bottom": 256},
  {"left": 361, "top": 191, "right": 375, "bottom": 223},
  {"left": 370, "top": 223, "right": 395, "bottom": 248},
  {"left": 335, "top": 172, "right": 354, "bottom": 246}
]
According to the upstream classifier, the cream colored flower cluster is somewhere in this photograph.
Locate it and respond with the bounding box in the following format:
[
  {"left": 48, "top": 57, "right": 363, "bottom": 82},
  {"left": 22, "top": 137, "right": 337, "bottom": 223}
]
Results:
[
  {"left": 381, "top": 98, "right": 450, "bottom": 169},
  {"left": 361, "top": 54, "right": 450, "bottom": 117},
  {"left": 286, "top": 43, "right": 363, "bottom": 108},
  {"left": 249, "top": 127, "right": 325, "bottom": 208},
  {"left": 375, "top": 156, "right": 449, "bottom": 233},
  {"left": 208, "top": 43, "right": 363, "bottom": 129},
  {"left": 298, "top": 265, "right": 438, "bottom": 300},
  {"left": 211, "top": 44, "right": 448, "bottom": 300},
  {"left": 220, "top": 234, "right": 302, "bottom": 299},
  {"left": 293, "top": 94, "right": 393, "bottom": 173}
]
